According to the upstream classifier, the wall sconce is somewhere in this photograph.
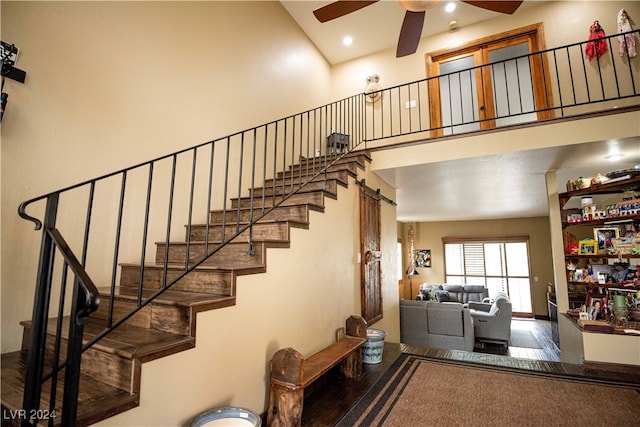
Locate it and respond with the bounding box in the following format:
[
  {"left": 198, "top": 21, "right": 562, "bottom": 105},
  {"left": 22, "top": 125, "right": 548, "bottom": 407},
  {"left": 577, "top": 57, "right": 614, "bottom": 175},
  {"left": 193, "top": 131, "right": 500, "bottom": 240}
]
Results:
[{"left": 365, "top": 74, "right": 382, "bottom": 103}]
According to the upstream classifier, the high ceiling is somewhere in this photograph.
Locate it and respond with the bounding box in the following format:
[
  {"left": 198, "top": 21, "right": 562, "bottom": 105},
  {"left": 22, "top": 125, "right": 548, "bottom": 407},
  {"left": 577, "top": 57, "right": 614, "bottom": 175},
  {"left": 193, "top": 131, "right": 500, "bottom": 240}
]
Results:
[
  {"left": 280, "top": 1, "right": 640, "bottom": 222},
  {"left": 280, "top": 0, "right": 536, "bottom": 64}
]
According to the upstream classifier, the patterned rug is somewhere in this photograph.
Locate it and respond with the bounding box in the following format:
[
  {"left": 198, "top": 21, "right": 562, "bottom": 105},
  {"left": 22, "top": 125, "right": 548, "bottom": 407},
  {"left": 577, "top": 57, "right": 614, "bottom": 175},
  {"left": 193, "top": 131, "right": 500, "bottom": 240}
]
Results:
[{"left": 337, "top": 354, "right": 640, "bottom": 427}]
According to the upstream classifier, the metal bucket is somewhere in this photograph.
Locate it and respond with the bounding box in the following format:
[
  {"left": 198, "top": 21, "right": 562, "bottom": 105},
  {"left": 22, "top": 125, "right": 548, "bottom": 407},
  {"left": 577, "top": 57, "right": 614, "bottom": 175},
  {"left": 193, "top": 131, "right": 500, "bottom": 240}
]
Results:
[
  {"left": 190, "top": 406, "right": 261, "bottom": 427},
  {"left": 362, "top": 329, "right": 386, "bottom": 364}
]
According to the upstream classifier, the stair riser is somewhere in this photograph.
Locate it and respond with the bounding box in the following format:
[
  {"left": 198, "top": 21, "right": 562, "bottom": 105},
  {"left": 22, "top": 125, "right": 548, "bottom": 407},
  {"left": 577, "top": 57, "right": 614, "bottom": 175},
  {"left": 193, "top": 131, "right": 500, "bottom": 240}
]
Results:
[
  {"left": 120, "top": 265, "right": 233, "bottom": 294},
  {"left": 298, "top": 153, "right": 369, "bottom": 169},
  {"left": 281, "top": 161, "right": 358, "bottom": 178},
  {"left": 188, "top": 222, "right": 290, "bottom": 243},
  {"left": 21, "top": 326, "right": 134, "bottom": 392},
  {"left": 92, "top": 299, "right": 190, "bottom": 336},
  {"left": 264, "top": 170, "right": 349, "bottom": 189},
  {"left": 253, "top": 179, "right": 338, "bottom": 197},
  {"left": 210, "top": 205, "right": 309, "bottom": 224},
  {"left": 231, "top": 192, "right": 325, "bottom": 210},
  {"left": 155, "top": 242, "right": 265, "bottom": 268}
]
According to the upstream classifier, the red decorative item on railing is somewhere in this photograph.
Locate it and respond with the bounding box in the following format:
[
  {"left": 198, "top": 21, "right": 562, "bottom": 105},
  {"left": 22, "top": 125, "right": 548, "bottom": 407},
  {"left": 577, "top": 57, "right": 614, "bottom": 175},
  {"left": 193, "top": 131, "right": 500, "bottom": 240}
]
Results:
[{"left": 585, "top": 20, "right": 608, "bottom": 61}]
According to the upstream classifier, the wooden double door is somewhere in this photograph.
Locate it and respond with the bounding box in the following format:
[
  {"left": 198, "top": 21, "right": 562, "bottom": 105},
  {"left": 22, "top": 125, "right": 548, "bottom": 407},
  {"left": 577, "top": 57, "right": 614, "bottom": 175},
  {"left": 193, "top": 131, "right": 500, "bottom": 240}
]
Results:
[{"left": 426, "top": 24, "right": 553, "bottom": 136}]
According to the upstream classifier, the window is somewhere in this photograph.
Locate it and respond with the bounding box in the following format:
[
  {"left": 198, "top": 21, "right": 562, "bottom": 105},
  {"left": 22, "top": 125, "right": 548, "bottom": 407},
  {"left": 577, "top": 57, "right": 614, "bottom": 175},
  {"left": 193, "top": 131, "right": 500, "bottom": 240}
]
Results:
[
  {"left": 444, "top": 237, "right": 533, "bottom": 315},
  {"left": 397, "top": 241, "right": 403, "bottom": 282}
]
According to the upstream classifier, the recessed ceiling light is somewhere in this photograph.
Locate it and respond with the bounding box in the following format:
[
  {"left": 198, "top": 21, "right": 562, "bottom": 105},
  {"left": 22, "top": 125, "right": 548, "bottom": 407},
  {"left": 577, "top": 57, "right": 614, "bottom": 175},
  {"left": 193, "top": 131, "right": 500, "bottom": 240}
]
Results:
[
  {"left": 445, "top": 2, "right": 456, "bottom": 13},
  {"left": 343, "top": 36, "right": 353, "bottom": 46}
]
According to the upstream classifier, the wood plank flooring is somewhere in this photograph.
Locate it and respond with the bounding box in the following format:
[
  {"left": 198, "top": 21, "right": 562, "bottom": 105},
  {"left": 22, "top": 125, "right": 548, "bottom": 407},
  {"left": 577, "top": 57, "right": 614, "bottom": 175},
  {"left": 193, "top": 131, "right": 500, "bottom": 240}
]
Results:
[{"left": 301, "top": 318, "right": 639, "bottom": 427}]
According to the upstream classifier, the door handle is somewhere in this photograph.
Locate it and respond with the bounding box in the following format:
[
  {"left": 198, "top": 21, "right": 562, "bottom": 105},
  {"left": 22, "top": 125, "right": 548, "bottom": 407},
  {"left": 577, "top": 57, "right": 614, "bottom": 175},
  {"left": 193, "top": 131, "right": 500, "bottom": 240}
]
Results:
[{"left": 365, "top": 250, "right": 382, "bottom": 264}]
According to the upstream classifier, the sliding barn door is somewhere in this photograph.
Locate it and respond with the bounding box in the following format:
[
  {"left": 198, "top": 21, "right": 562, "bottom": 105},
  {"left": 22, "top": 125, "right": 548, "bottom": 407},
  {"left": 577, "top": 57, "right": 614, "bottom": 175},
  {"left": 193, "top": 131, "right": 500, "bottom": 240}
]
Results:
[{"left": 360, "top": 186, "right": 382, "bottom": 324}]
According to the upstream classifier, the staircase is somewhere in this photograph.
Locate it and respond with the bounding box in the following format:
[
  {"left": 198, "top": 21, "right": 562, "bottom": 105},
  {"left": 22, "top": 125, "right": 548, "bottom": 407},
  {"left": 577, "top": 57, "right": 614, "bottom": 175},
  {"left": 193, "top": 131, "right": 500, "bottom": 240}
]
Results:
[{"left": 0, "top": 151, "right": 371, "bottom": 426}]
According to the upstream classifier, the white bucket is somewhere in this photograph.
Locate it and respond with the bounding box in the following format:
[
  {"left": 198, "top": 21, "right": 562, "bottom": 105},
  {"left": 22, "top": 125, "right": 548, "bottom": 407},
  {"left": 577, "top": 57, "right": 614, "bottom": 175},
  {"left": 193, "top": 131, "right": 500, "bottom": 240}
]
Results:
[{"left": 362, "top": 329, "right": 386, "bottom": 364}]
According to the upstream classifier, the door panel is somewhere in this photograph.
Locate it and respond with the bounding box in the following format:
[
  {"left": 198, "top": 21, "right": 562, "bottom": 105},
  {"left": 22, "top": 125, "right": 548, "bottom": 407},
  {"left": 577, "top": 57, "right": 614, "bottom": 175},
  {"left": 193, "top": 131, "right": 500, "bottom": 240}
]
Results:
[
  {"left": 488, "top": 42, "right": 538, "bottom": 127},
  {"left": 438, "top": 54, "right": 481, "bottom": 135},
  {"left": 360, "top": 186, "right": 382, "bottom": 324}
]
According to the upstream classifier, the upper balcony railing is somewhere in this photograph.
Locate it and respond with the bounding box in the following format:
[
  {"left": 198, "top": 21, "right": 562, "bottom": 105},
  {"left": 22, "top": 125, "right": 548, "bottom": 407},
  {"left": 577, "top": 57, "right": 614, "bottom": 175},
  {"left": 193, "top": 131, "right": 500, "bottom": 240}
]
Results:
[
  {"left": 361, "top": 29, "right": 639, "bottom": 148},
  {"left": 15, "top": 29, "right": 640, "bottom": 426}
]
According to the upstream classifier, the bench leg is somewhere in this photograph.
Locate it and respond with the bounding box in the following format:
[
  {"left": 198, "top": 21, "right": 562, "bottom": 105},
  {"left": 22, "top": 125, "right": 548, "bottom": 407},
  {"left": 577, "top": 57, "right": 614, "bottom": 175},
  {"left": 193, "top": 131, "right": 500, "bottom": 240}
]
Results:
[
  {"left": 267, "top": 382, "right": 303, "bottom": 427},
  {"left": 340, "top": 349, "right": 363, "bottom": 379}
]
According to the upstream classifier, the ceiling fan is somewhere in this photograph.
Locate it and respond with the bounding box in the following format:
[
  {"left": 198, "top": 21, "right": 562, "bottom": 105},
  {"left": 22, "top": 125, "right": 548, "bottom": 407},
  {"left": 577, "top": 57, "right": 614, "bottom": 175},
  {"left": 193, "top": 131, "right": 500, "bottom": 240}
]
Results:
[{"left": 313, "top": 0, "right": 524, "bottom": 57}]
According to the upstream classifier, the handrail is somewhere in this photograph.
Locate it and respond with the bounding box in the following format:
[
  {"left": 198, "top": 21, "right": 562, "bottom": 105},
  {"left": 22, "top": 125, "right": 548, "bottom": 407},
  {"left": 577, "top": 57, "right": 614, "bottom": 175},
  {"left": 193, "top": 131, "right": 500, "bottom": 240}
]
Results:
[
  {"left": 15, "top": 30, "right": 640, "bottom": 425},
  {"left": 47, "top": 228, "right": 101, "bottom": 319}
]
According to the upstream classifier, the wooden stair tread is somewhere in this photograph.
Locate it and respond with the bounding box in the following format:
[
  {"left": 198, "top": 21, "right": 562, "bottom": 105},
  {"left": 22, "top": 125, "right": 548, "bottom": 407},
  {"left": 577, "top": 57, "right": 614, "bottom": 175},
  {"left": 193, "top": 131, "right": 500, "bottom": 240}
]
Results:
[
  {"left": 1, "top": 351, "right": 138, "bottom": 427},
  {"left": 189, "top": 218, "right": 309, "bottom": 227},
  {"left": 99, "top": 287, "right": 234, "bottom": 307},
  {"left": 120, "top": 262, "right": 248, "bottom": 272},
  {"left": 153, "top": 239, "right": 285, "bottom": 246},
  {"left": 20, "top": 317, "right": 196, "bottom": 361}
]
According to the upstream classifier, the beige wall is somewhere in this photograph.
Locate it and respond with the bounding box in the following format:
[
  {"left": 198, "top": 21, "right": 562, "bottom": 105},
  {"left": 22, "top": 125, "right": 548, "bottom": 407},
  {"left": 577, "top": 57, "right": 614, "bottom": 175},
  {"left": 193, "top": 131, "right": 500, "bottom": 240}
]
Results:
[
  {"left": 1, "top": 1, "right": 334, "bottom": 352},
  {"left": 398, "top": 217, "right": 554, "bottom": 317},
  {"left": 1, "top": 2, "right": 401, "bottom": 424}
]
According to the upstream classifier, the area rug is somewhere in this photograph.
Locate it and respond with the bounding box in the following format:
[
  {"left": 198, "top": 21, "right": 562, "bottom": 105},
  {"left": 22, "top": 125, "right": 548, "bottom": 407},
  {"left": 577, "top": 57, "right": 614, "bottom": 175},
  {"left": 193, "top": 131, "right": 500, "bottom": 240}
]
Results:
[
  {"left": 509, "top": 329, "right": 543, "bottom": 349},
  {"left": 336, "top": 354, "right": 640, "bottom": 427}
]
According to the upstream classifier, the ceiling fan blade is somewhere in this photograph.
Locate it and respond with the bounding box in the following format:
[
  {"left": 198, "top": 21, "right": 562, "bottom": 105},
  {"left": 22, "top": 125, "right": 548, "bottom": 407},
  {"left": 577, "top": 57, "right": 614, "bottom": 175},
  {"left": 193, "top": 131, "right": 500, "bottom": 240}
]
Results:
[
  {"left": 313, "top": 0, "right": 379, "bottom": 23},
  {"left": 396, "top": 10, "right": 425, "bottom": 57},
  {"left": 462, "top": 1, "right": 523, "bottom": 14}
]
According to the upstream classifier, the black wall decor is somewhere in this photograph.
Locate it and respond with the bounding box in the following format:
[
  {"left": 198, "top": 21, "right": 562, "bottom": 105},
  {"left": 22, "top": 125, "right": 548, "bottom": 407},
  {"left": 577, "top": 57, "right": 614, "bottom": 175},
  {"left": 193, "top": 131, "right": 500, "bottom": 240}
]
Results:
[{"left": 1, "top": 40, "right": 27, "bottom": 122}]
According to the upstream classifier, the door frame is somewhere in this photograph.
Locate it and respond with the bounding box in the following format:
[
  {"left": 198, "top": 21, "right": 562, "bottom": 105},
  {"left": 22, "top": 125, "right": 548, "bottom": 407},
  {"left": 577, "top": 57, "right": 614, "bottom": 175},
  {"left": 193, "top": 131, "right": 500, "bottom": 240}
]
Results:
[{"left": 426, "top": 23, "right": 554, "bottom": 137}]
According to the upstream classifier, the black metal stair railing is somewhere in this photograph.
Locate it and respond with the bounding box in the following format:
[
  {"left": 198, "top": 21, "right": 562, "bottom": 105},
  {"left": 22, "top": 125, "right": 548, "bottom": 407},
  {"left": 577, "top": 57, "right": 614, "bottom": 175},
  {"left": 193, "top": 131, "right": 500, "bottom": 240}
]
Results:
[
  {"left": 15, "top": 30, "right": 640, "bottom": 426},
  {"left": 17, "top": 94, "right": 366, "bottom": 426}
]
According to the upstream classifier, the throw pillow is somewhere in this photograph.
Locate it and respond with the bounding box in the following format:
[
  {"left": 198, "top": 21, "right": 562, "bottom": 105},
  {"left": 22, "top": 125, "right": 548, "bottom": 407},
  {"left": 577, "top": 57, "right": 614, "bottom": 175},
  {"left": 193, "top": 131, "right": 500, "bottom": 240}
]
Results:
[{"left": 435, "top": 290, "right": 450, "bottom": 302}]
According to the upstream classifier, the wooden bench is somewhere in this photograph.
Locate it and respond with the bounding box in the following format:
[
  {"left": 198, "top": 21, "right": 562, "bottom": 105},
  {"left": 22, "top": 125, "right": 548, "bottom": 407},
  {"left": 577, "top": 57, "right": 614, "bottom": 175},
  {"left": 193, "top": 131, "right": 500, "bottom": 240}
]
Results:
[{"left": 267, "top": 315, "right": 368, "bottom": 427}]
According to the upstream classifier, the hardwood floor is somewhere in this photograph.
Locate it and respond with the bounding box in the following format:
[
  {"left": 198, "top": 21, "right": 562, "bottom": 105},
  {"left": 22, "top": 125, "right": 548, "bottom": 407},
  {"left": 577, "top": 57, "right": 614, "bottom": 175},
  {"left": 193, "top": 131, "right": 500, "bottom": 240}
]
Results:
[
  {"left": 474, "top": 318, "right": 561, "bottom": 362},
  {"left": 300, "top": 318, "right": 638, "bottom": 427}
]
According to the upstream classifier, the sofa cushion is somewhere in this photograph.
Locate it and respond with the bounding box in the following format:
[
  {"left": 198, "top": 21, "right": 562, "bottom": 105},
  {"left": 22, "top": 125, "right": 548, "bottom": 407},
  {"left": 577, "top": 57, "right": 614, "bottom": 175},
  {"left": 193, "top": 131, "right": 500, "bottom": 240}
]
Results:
[
  {"left": 435, "top": 290, "right": 450, "bottom": 302},
  {"left": 427, "top": 303, "right": 464, "bottom": 337},
  {"left": 462, "top": 285, "right": 488, "bottom": 303}
]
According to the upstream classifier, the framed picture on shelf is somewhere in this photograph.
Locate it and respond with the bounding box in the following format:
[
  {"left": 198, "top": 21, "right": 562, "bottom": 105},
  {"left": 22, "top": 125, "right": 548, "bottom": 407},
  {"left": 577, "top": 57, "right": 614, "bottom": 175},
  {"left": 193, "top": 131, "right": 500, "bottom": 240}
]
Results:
[
  {"left": 611, "top": 262, "right": 629, "bottom": 283},
  {"left": 578, "top": 239, "right": 597, "bottom": 255},
  {"left": 585, "top": 292, "right": 608, "bottom": 312},
  {"left": 593, "top": 227, "right": 619, "bottom": 251},
  {"left": 415, "top": 249, "right": 431, "bottom": 267}
]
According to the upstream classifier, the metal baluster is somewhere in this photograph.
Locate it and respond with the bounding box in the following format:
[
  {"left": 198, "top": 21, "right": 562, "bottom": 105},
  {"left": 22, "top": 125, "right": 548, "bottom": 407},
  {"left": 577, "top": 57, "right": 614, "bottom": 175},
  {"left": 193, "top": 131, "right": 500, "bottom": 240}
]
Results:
[
  {"left": 108, "top": 171, "right": 127, "bottom": 325},
  {"left": 162, "top": 156, "right": 177, "bottom": 289}
]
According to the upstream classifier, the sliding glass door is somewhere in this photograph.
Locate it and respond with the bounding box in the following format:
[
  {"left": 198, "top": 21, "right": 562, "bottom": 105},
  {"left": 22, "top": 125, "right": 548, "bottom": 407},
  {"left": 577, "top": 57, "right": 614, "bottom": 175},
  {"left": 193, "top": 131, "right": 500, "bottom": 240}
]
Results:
[{"left": 444, "top": 238, "right": 534, "bottom": 317}]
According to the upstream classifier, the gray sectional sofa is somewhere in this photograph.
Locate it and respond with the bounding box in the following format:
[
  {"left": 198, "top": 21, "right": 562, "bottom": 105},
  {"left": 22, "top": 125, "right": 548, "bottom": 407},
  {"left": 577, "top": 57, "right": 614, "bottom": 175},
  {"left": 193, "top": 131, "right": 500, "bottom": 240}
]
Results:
[
  {"left": 416, "top": 283, "right": 488, "bottom": 304},
  {"left": 399, "top": 299, "right": 475, "bottom": 352}
]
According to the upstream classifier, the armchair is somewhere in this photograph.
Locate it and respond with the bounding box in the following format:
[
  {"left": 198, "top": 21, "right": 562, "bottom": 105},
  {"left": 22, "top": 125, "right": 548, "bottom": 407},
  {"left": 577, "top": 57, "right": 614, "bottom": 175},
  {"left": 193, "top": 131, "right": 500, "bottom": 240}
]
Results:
[{"left": 468, "top": 292, "right": 512, "bottom": 346}]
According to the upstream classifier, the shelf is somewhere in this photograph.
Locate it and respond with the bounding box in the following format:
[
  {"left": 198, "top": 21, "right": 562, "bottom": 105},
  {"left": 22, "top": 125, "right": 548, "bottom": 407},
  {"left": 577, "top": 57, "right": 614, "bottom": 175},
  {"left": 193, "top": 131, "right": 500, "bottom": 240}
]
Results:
[
  {"left": 559, "top": 175, "right": 640, "bottom": 209},
  {"left": 565, "top": 254, "right": 640, "bottom": 259},
  {"left": 562, "top": 214, "right": 640, "bottom": 229},
  {"left": 566, "top": 281, "right": 640, "bottom": 290}
]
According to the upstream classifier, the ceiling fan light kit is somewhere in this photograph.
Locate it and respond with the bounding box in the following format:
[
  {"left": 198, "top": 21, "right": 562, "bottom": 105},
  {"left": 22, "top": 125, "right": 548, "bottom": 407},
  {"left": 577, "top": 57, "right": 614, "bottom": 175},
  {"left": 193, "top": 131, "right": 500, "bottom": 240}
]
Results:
[
  {"left": 397, "top": 0, "right": 442, "bottom": 13},
  {"left": 313, "top": 0, "right": 523, "bottom": 57}
]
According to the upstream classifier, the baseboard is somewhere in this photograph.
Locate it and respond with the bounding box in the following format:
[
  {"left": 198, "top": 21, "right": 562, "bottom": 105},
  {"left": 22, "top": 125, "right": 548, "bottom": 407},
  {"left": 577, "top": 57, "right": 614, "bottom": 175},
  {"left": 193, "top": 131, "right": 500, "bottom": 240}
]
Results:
[{"left": 534, "top": 314, "right": 550, "bottom": 321}]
